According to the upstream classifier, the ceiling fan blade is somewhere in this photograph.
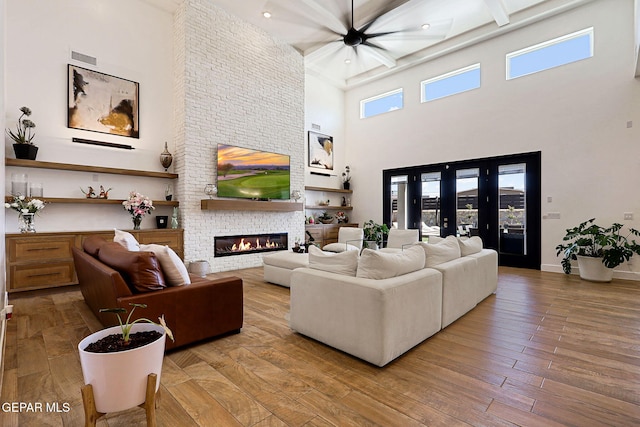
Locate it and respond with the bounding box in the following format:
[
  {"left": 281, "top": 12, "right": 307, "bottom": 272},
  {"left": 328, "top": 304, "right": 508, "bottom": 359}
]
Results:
[
  {"left": 369, "top": 31, "right": 447, "bottom": 42},
  {"left": 305, "top": 40, "right": 345, "bottom": 64},
  {"left": 299, "top": 0, "right": 348, "bottom": 36},
  {"left": 360, "top": 43, "right": 396, "bottom": 68}
]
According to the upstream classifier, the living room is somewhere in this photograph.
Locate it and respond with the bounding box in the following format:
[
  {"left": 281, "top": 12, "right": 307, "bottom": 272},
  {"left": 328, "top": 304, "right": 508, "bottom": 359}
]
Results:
[{"left": 2, "top": 0, "right": 640, "bottom": 425}]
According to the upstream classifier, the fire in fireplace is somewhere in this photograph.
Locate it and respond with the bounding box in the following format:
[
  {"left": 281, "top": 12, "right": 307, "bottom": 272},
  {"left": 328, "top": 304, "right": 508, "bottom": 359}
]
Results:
[{"left": 215, "top": 233, "right": 288, "bottom": 257}]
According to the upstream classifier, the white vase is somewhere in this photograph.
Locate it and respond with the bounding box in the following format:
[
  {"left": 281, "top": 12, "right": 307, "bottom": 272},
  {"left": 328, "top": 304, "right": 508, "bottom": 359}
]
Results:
[
  {"left": 78, "top": 323, "right": 166, "bottom": 413},
  {"left": 576, "top": 255, "right": 614, "bottom": 282}
]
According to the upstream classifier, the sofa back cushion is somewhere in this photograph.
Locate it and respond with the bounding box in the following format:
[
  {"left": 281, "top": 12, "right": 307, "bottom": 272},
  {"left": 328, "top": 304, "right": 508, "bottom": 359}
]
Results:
[
  {"left": 419, "top": 235, "right": 461, "bottom": 268},
  {"left": 308, "top": 245, "right": 359, "bottom": 276},
  {"left": 98, "top": 242, "right": 166, "bottom": 292},
  {"left": 83, "top": 235, "right": 109, "bottom": 257},
  {"left": 356, "top": 245, "right": 425, "bottom": 279},
  {"left": 458, "top": 236, "right": 483, "bottom": 256}
]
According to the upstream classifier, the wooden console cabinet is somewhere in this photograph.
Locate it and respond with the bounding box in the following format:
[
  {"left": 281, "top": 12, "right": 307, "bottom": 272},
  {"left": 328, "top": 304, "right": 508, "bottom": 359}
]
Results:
[{"left": 5, "top": 229, "right": 183, "bottom": 293}]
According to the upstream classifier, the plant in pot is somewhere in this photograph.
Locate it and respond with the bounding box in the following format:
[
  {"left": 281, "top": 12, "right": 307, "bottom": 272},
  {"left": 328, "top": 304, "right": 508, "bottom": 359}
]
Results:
[
  {"left": 555, "top": 218, "right": 640, "bottom": 282},
  {"left": 6, "top": 106, "right": 38, "bottom": 160},
  {"left": 363, "top": 219, "right": 389, "bottom": 249},
  {"left": 317, "top": 211, "right": 334, "bottom": 224},
  {"left": 78, "top": 303, "right": 174, "bottom": 420}
]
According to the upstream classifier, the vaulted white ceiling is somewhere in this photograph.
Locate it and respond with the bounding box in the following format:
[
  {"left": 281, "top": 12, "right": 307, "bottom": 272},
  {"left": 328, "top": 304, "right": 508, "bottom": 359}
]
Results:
[{"left": 148, "top": 0, "right": 600, "bottom": 88}]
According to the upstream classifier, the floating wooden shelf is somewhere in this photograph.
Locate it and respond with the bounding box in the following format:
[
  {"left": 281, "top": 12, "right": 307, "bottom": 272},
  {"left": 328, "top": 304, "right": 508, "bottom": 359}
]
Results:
[
  {"left": 6, "top": 158, "right": 178, "bottom": 179},
  {"left": 305, "top": 205, "right": 353, "bottom": 210},
  {"left": 5, "top": 196, "right": 178, "bottom": 207},
  {"left": 201, "top": 199, "right": 303, "bottom": 212},
  {"left": 305, "top": 186, "right": 352, "bottom": 194}
]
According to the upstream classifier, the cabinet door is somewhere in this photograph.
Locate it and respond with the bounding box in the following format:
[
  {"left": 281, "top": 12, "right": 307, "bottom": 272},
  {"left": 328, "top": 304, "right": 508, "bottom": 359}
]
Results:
[
  {"left": 7, "top": 235, "right": 75, "bottom": 262},
  {"left": 136, "top": 230, "right": 184, "bottom": 259}
]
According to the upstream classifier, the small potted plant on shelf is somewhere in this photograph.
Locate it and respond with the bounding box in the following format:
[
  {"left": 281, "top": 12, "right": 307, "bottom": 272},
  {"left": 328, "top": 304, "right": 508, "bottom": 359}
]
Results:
[
  {"left": 6, "top": 106, "right": 38, "bottom": 160},
  {"left": 342, "top": 165, "right": 351, "bottom": 190},
  {"left": 555, "top": 218, "right": 640, "bottom": 282},
  {"left": 317, "top": 211, "right": 334, "bottom": 224},
  {"left": 78, "top": 303, "right": 174, "bottom": 416},
  {"left": 363, "top": 219, "right": 389, "bottom": 250}
]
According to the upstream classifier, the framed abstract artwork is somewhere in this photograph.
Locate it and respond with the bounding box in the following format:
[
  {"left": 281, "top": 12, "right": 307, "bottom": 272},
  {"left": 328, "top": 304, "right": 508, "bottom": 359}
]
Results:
[
  {"left": 67, "top": 64, "right": 139, "bottom": 138},
  {"left": 308, "top": 131, "right": 333, "bottom": 171}
]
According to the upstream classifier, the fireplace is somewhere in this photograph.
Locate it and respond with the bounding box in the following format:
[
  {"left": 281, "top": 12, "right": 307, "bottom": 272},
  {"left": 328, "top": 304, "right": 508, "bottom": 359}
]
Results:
[{"left": 215, "top": 233, "right": 288, "bottom": 257}]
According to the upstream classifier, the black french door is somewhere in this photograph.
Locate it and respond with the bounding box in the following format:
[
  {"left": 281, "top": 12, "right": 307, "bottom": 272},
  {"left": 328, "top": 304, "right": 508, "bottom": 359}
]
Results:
[{"left": 384, "top": 152, "right": 541, "bottom": 269}]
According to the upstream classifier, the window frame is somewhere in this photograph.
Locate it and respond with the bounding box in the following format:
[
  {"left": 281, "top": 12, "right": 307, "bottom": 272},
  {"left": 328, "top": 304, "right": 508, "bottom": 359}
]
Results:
[
  {"left": 360, "top": 88, "right": 404, "bottom": 119},
  {"left": 506, "top": 27, "right": 594, "bottom": 80},
  {"left": 421, "top": 63, "right": 481, "bottom": 103}
]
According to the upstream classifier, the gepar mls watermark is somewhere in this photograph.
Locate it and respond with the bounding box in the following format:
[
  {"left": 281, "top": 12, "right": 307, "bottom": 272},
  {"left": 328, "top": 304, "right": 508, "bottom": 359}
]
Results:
[{"left": 1, "top": 402, "right": 71, "bottom": 413}]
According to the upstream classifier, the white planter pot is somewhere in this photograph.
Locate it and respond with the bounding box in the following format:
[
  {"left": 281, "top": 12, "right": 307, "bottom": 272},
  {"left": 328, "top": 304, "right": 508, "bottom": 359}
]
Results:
[
  {"left": 576, "top": 255, "right": 614, "bottom": 282},
  {"left": 78, "top": 323, "right": 166, "bottom": 413}
]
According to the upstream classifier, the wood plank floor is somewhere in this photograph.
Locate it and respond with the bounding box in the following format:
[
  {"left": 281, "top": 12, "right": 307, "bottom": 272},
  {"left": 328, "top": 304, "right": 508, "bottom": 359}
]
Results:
[{"left": 1, "top": 266, "right": 639, "bottom": 426}]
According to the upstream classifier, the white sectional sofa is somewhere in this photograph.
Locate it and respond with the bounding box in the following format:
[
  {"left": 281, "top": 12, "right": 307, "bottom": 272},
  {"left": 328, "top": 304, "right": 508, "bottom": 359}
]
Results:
[{"left": 289, "top": 236, "right": 497, "bottom": 367}]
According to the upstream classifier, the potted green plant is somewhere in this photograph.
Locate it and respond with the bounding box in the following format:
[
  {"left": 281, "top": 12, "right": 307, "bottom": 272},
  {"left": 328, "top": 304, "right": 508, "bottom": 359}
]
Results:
[
  {"left": 78, "top": 303, "right": 174, "bottom": 414},
  {"left": 363, "top": 219, "right": 389, "bottom": 249},
  {"left": 317, "top": 211, "right": 334, "bottom": 224},
  {"left": 6, "top": 106, "right": 38, "bottom": 160},
  {"left": 555, "top": 218, "right": 640, "bottom": 282}
]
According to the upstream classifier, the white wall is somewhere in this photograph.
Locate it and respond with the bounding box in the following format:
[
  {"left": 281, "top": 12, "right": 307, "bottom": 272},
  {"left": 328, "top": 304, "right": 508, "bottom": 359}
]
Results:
[
  {"left": 342, "top": 0, "right": 640, "bottom": 276},
  {"left": 304, "top": 73, "right": 347, "bottom": 207},
  {"left": 4, "top": 0, "right": 175, "bottom": 232},
  {"left": 175, "top": 0, "right": 305, "bottom": 271}
]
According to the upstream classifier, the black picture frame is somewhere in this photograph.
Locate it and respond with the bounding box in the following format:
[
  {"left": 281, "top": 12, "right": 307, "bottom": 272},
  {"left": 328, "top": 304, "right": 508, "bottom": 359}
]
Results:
[
  {"left": 308, "top": 131, "right": 333, "bottom": 171},
  {"left": 67, "top": 64, "right": 139, "bottom": 138}
]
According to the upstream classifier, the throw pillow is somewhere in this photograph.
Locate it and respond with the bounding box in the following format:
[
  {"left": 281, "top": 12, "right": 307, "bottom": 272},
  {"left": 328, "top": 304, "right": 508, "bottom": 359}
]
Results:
[
  {"left": 139, "top": 244, "right": 191, "bottom": 286},
  {"left": 356, "top": 245, "right": 425, "bottom": 280},
  {"left": 308, "top": 245, "right": 359, "bottom": 276},
  {"left": 114, "top": 229, "right": 140, "bottom": 251},
  {"left": 98, "top": 242, "right": 166, "bottom": 292},
  {"left": 82, "top": 235, "right": 108, "bottom": 257},
  {"left": 458, "top": 236, "right": 483, "bottom": 256},
  {"left": 419, "top": 235, "right": 461, "bottom": 268},
  {"left": 322, "top": 242, "right": 360, "bottom": 253}
]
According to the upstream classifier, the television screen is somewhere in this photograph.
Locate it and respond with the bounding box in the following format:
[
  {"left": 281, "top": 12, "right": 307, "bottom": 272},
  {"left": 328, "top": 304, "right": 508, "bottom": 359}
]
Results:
[{"left": 217, "top": 144, "right": 291, "bottom": 200}]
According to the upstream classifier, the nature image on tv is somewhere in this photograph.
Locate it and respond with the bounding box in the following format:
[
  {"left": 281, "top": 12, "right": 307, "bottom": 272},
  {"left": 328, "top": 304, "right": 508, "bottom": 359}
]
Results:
[{"left": 217, "top": 144, "right": 290, "bottom": 200}]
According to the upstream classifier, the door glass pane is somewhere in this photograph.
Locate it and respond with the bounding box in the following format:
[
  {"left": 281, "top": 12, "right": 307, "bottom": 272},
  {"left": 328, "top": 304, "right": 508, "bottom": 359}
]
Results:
[
  {"left": 421, "top": 172, "right": 441, "bottom": 240},
  {"left": 499, "top": 163, "right": 526, "bottom": 254},
  {"left": 390, "top": 175, "right": 409, "bottom": 229},
  {"left": 456, "top": 168, "right": 479, "bottom": 236}
]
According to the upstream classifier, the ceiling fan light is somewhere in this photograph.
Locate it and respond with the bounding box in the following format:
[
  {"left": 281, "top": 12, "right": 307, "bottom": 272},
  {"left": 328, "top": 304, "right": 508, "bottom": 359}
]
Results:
[{"left": 262, "top": 11, "right": 272, "bottom": 19}]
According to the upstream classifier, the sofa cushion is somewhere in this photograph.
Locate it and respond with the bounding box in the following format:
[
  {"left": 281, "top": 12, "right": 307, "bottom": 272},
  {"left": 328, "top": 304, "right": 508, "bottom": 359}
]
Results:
[
  {"left": 322, "top": 242, "right": 360, "bottom": 253},
  {"left": 356, "top": 245, "right": 425, "bottom": 280},
  {"left": 458, "top": 236, "right": 483, "bottom": 256},
  {"left": 98, "top": 242, "right": 166, "bottom": 292},
  {"left": 308, "top": 245, "right": 358, "bottom": 276},
  {"left": 114, "top": 229, "right": 140, "bottom": 251},
  {"left": 83, "top": 235, "right": 108, "bottom": 257},
  {"left": 139, "top": 244, "right": 191, "bottom": 287},
  {"left": 419, "top": 235, "right": 461, "bottom": 268}
]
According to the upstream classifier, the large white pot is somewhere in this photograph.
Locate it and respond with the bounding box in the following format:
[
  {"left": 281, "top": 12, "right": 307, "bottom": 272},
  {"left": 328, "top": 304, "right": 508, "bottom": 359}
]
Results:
[
  {"left": 78, "top": 323, "right": 166, "bottom": 413},
  {"left": 576, "top": 255, "right": 614, "bottom": 282}
]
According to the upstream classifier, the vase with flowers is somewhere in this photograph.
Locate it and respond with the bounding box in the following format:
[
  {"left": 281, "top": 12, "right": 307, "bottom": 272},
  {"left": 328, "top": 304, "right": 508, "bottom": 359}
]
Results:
[
  {"left": 123, "top": 192, "right": 154, "bottom": 230},
  {"left": 342, "top": 165, "right": 351, "bottom": 190},
  {"left": 7, "top": 106, "right": 38, "bottom": 160},
  {"left": 5, "top": 195, "right": 46, "bottom": 233}
]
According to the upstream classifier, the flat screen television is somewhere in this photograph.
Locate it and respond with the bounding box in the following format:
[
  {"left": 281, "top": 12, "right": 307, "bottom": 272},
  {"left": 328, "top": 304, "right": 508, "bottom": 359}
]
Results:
[{"left": 216, "top": 143, "right": 291, "bottom": 200}]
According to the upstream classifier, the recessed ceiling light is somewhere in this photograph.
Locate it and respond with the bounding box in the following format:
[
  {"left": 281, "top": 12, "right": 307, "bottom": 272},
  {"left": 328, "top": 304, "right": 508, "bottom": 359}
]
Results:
[
  {"left": 263, "top": 11, "right": 272, "bottom": 19},
  {"left": 421, "top": 23, "right": 431, "bottom": 30},
  {"left": 345, "top": 59, "right": 351, "bottom": 64}
]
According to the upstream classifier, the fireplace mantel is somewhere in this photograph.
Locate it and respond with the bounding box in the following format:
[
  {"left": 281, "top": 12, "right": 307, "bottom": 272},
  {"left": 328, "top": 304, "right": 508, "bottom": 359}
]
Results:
[{"left": 201, "top": 199, "right": 303, "bottom": 212}]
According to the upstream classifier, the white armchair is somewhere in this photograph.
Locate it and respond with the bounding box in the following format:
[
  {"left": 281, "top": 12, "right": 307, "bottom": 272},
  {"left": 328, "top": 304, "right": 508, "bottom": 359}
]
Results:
[
  {"left": 384, "top": 228, "right": 419, "bottom": 251},
  {"left": 338, "top": 227, "right": 364, "bottom": 250}
]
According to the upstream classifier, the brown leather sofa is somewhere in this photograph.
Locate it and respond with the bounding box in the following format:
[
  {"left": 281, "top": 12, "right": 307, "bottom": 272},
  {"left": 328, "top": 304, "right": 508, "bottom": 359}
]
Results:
[{"left": 72, "top": 236, "right": 243, "bottom": 350}]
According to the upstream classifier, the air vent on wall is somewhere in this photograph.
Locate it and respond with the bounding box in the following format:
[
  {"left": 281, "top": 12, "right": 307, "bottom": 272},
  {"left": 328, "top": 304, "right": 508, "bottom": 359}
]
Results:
[
  {"left": 71, "top": 50, "right": 97, "bottom": 66},
  {"left": 311, "top": 123, "right": 321, "bottom": 131}
]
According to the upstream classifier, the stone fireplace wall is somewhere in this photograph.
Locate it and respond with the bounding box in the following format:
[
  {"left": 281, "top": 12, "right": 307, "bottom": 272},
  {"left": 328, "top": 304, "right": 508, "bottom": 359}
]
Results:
[{"left": 174, "top": 0, "right": 305, "bottom": 271}]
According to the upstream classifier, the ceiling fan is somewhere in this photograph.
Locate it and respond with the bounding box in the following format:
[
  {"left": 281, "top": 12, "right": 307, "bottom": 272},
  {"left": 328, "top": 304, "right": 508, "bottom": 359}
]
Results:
[{"left": 303, "top": 0, "right": 450, "bottom": 69}]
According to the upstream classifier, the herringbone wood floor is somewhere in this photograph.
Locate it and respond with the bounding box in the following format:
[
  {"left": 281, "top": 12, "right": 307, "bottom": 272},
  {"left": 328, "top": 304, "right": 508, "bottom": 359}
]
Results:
[{"left": 1, "top": 266, "right": 639, "bottom": 426}]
